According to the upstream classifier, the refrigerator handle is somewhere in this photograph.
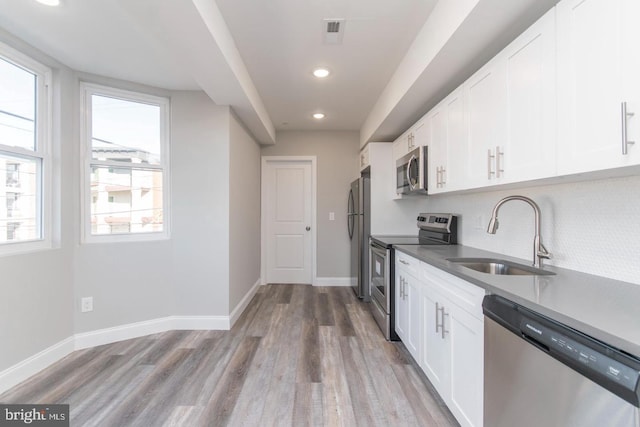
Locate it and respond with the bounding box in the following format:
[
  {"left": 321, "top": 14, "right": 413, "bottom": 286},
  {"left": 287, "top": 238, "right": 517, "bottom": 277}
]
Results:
[{"left": 347, "top": 189, "right": 355, "bottom": 238}]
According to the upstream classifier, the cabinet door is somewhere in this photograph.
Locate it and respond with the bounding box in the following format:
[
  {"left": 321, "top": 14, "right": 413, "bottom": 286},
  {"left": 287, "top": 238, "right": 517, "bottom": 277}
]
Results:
[
  {"left": 420, "top": 284, "right": 450, "bottom": 395},
  {"left": 502, "top": 7, "right": 557, "bottom": 183},
  {"left": 413, "top": 118, "right": 429, "bottom": 148},
  {"left": 467, "top": 59, "right": 507, "bottom": 188},
  {"left": 428, "top": 106, "right": 446, "bottom": 194},
  {"left": 445, "top": 88, "right": 469, "bottom": 191},
  {"left": 448, "top": 304, "right": 484, "bottom": 427},
  {"left": 404, "top": 273, "right": 421, "bottom": 360},
  {"left": 429, "top": 88, "right": 468, "bottom": 193},
  {"left": 395, "top": 270, "right": 407, "bottom": 341},
  {"left": 557, "top": 0, "right": 640, "bottom": 173}
]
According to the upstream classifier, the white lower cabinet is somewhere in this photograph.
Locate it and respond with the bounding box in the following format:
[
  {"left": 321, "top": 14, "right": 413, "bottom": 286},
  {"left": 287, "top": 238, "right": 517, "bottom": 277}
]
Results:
[
  {"left": 395, "top": 253, "right": 485, "bottom": 427},
  {"left": 420, "top": 261, "right": 485, "bottom": 427},
  {"left": 396, "top": 256, "right": 421, "bottom": 361}
]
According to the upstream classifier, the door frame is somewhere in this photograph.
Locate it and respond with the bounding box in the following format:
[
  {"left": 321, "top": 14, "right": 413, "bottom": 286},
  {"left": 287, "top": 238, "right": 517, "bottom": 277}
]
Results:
[{"left": 261, "top": 156, "right": 317, "bottom": 285}]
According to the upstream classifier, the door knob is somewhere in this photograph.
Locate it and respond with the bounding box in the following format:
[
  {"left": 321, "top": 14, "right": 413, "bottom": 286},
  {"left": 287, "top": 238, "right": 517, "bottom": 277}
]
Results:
[{"left": 306, "top": 226, "right": 311, "bottom": 231}]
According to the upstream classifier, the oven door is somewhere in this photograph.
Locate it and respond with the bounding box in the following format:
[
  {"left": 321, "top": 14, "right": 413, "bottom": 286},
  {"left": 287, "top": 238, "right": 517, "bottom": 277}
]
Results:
[{"left": 370, "top": 242, "right": 390, "bottom": 313}]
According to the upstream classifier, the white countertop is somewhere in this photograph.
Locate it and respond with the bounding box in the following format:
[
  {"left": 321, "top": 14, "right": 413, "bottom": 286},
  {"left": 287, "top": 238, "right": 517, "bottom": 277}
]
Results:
[{"left": 394, "top": 244, "right": 640, "bottom": 358}]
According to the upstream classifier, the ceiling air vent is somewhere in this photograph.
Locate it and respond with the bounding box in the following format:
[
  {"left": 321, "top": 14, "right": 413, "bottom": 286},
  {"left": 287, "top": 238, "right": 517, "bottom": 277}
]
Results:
[{"left": 323, "top": 19, "right": 345, "bottom": 44}]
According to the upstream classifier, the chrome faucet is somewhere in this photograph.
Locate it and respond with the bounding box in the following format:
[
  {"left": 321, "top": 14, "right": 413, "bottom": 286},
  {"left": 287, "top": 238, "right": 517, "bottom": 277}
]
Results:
[{"left": 487, "top": 195, "right": 551, "bottom": 268}]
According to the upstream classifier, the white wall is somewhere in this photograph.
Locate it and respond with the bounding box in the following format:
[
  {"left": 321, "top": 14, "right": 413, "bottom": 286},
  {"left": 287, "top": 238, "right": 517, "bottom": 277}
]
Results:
[
  {"left": 261, "top": 131, "right": 360, "bottom": 278},
  {"left": 229, "top": 113, "right": 261, "bottom": 310},
  {"left": 418, "top": 174, "right": 640, "bottom": 285}
]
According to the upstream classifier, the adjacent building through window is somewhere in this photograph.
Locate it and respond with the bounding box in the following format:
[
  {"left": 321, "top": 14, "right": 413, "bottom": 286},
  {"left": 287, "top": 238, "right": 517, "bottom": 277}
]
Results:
[
  {"left": 81, "top": 84, "right": 169, "bottom": 242},
  {"left": 0, "top": 42, "right": 51, "bottom": 253}
]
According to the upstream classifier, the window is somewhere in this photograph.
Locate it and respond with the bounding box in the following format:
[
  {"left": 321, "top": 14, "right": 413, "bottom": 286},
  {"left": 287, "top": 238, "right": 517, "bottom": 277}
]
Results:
[
  {"left": 0, "top": 42, "right": 51, "bottom": 254},
  {"left": 81, "top": 83, "right": 169, "bottom": 242}
]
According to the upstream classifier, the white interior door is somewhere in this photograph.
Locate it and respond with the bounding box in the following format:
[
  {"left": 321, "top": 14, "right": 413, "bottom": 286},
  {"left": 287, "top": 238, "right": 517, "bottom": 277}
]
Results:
[{"left": 263, "top": 159, "right": 314, "bottom": 284}]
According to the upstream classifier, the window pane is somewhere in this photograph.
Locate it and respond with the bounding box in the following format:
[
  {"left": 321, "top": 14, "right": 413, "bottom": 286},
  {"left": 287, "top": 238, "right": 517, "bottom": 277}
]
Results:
[
  {"left": 90, "top": 166, "right": 163, "bottom": 235},
  {"left": 0, "top": 57, "right": 36, "bottom": 151},
  {"left": 0, "top": 154, "right": 40, "bottom": 243},
  {"left": 91, "top": 95, "right": 161, "bottom": 165}
]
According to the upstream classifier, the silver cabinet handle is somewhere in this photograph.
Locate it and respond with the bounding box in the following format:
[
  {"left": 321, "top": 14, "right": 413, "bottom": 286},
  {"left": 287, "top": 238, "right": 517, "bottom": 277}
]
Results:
[
  {"left": 441, "top": 307, "right": 449, "bottom": 339},
  {"left": 488, "top": 149, "right": 495, "bottom": 179},
  {"left": 435, "top": 303, "right": 448, "bottom": 339},
  {"left": 402, "top": 277, "right": 406, "bottom": 300},
  {"left": 436, "top": 167, "right": 440, "bottom": 188},
  {"left": 496, "top": 146, "right": 504, "bottom": 178},
  {"left": 440, "top": 166, "right": 446, "bottom": 186},
  {"left": 306, "top": 226, "right": 311, "bottom": 231},
  {"left": 622, "top": 102, "right": 635, "bottom": 155},
  {"left": 399, "top": 259, "right": 409, "bottom": 265}
]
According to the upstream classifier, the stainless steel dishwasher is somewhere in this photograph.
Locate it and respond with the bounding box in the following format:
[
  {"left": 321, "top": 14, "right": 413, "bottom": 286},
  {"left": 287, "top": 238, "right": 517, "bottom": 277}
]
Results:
[{"left": 483, "top": 295, "right": 640, "bottom": 427}]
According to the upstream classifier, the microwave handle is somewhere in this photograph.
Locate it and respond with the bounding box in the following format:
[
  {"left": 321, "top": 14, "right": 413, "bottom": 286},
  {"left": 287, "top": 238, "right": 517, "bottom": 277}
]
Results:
[{"left": 406, "top": 154, "right": 417, "bottom": 190}]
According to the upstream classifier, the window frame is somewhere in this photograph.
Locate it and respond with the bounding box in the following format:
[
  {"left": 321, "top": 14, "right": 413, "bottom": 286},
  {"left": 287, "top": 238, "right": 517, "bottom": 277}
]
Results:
[
  {"left": 80, "top": 82, "right": 170, "bottom": 244},
  {"left": 0, "top": 41, "right": 52, "bottom": 257}
]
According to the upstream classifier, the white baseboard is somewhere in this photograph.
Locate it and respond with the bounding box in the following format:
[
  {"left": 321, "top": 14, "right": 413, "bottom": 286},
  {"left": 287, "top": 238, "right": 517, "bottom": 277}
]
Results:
[
  {"left": 229, "top": 279, "right": 261, "bottom": 327},
  {"left": 170, "top": 315, "right": 230, "bottom": 330},
  {"left": 74, "top": 315, "right": 233, "bottom": 351},
  {"left": 315, "top": 277, "right": 351, "bottom": 286},
  {"left": 0, "top": 336, "right": 74, "bottom": 395},
  {"left": 0, "top": 282, "right": 265, "bottom": 394}
]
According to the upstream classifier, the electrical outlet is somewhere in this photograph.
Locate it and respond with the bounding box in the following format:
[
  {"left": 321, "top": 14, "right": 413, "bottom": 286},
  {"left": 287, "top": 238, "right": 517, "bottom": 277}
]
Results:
[
  {"left": 329, "top": 212, "right": 335, "bottom": 221},
  {"left": 475, "top": 215, "right": 484, "bottom": 230},
  {"left": 81, "top": 297, "right": 93, "bottom": 313}
]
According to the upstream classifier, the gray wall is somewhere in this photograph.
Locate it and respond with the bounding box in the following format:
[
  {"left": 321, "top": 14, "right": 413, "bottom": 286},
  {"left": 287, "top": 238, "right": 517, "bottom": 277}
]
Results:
[
  {"left": 171, "top": 92, "right": 230, "bottom": 317},
  {"left": 229, "top": 114, "right": 261, "bottom": 310},
  {"left": 261, "top": 131, "right": 360, "bottom": 278},
  {"left": 0, "top": 27, "right": 259, "bottom": 374},
  {"left": 417, "top": 174, "right": 640, "bottom": 285},
  {"left": 0, "top": 30, "right": 74, "bottom": 370}
]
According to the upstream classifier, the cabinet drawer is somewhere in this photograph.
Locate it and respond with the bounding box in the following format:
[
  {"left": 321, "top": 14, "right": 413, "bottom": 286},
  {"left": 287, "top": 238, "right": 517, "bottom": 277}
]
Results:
[
  {"left": 396, "top": 251, "right": 420, "bottom": 277},
  {"left": 420, "top": 262, "right": 485, "bottom": 319}
]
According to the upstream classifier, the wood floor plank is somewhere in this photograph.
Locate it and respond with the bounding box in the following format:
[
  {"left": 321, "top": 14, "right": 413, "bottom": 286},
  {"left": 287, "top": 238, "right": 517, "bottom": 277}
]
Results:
[
  {"left": 319, "top": 326, "right": 358, "bottom": 427},
  {"left": 97, "top": 348, "right": 193, "bottom": 426},
  {"left": 292, "top": 382, "right": 324, "bottom": 426},
  {"left": 329, "top": 288, "right": 357, "bottom": 336},
  {"left": 296, "top": 317, "right": 321, "bottom": 383},
  {"left": 0, "top": 285, "right": 458, "bottom": 427},
  {"left": 199, "top": 336, "right": 261, "bottom": 427}
]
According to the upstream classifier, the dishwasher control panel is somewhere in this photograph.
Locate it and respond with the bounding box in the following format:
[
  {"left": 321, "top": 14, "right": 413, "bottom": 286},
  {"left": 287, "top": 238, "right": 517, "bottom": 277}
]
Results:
[{"left": 521, "top": 318, "right": 639, "bottom": 393}]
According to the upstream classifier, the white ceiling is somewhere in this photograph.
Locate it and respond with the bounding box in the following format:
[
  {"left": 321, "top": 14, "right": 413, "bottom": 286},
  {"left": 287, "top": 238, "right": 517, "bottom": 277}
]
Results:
[
  {"left": 215, "top": 0, "right": 437, "bottom": 131},
  {"left": 0, "top": 0, "right": 558, "bottom": 143}
]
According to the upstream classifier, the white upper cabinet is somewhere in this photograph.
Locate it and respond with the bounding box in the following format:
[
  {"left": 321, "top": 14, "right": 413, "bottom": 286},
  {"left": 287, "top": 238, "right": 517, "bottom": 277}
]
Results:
[
  {"left": 502, "top": 8, "right": 557, "bottom": 182},
  {"left": 467, "top": 8, "right": 557, "bottom": 187},
  {"left": 557, "top": 0, "right": 640, "bottom": 174},
  {"left": 393, "top": 118, "right": 428, "bottom": 161},
  {"left": 466, "top": 57, "right": 508, "bottom": 187},
  {"left": 429, "top": 87, "right": 469, "bottom": 194}
]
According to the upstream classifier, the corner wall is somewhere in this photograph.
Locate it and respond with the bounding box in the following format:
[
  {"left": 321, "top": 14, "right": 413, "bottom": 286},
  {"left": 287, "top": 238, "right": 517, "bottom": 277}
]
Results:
[
  {"left": 171, "top": 92, "right": 231, "bottom": 317},
  {"left": 229, "top": 113, "right": 261, "bottom": 311}
]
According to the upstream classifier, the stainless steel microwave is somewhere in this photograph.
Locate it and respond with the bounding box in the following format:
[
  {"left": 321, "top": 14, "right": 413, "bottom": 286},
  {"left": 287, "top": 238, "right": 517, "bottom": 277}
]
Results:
[{"left": 396, "top": 146, "right": 427, "bottom": 194}]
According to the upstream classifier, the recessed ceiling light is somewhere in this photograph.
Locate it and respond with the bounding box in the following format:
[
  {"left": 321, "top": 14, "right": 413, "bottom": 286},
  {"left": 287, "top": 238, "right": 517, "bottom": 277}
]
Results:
[
  {"left": 35, "top": 0, "right": 60, "bottom": 5},
  {"left": 312, "top": 68, "right": 330, "bottom": 78},
  {"left": 313, "top": 113, "right": 325, "bottom": 120}
]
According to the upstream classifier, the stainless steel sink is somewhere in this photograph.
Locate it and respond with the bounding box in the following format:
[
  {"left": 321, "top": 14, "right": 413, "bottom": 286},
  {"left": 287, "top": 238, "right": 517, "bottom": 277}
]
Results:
[{"left": 446, "top": 258, "right": 556, "bottom": 276}]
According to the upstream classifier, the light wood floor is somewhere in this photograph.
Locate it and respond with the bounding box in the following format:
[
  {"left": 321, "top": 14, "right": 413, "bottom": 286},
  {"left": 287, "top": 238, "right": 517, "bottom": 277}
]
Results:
[{"left": 0, "top": 285, "right": 458, "bottom": 427}]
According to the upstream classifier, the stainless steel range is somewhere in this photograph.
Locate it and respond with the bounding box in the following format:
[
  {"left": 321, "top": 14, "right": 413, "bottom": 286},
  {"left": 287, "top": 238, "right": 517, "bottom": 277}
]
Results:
[{"left": 369, "top": 213, "right": 457, "bottom": 340}]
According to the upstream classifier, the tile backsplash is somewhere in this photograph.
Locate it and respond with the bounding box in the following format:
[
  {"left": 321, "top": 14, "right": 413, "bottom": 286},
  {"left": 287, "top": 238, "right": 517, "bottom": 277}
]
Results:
[{"left": 419, "top": 174, "right": 640, "bottom": 285}]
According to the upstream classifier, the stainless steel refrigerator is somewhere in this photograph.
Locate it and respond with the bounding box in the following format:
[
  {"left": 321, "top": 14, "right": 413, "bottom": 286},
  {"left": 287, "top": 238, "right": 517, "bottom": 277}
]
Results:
[{"left": 347, "top": 176, "right": 370, "bottom": 300}]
